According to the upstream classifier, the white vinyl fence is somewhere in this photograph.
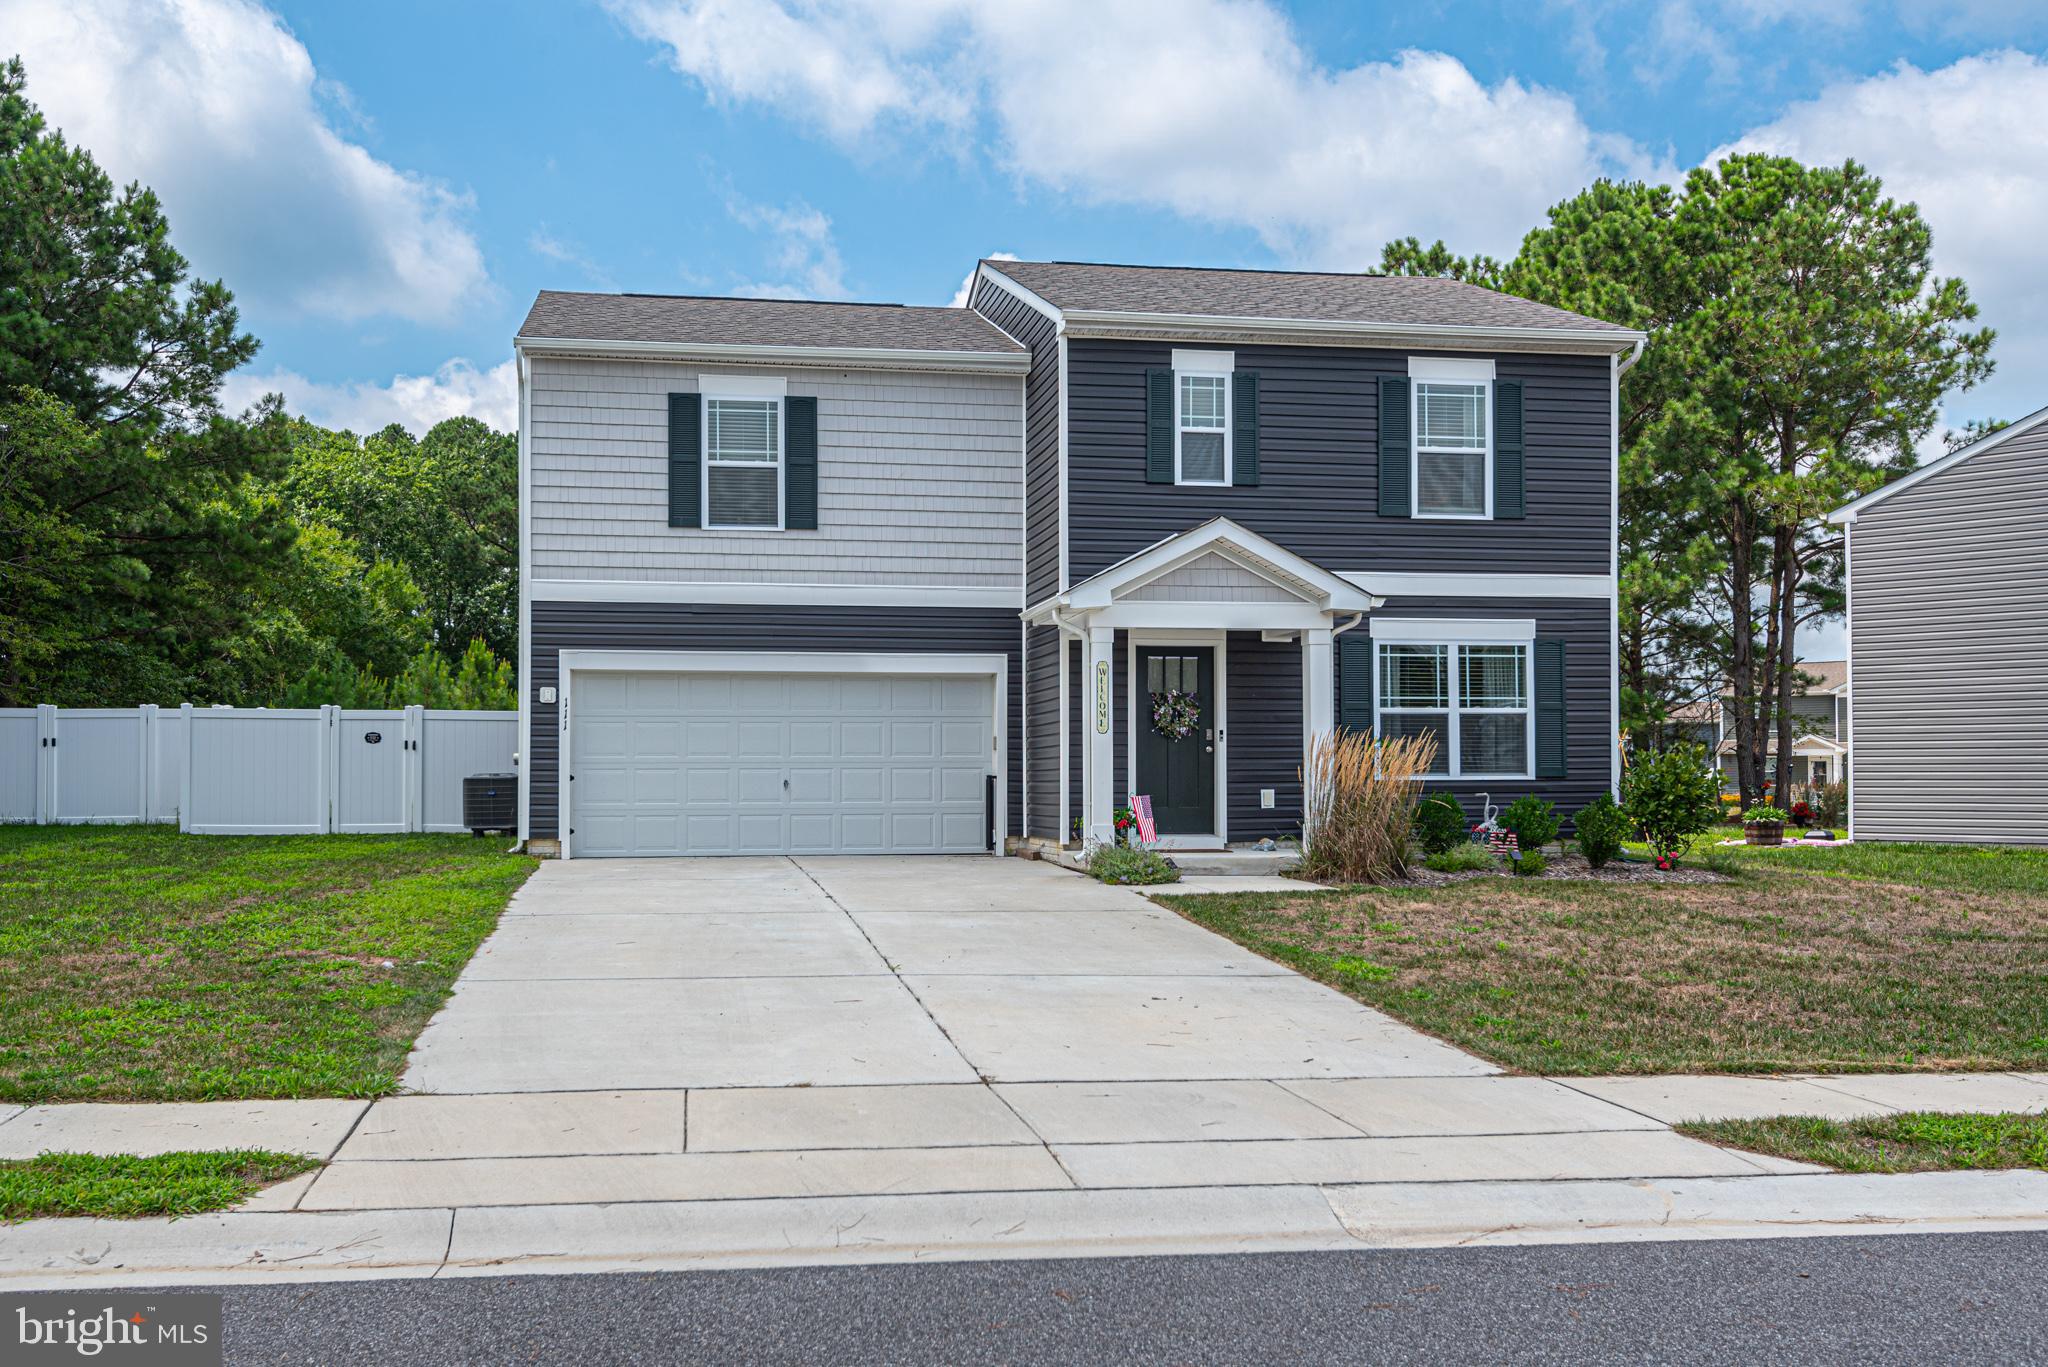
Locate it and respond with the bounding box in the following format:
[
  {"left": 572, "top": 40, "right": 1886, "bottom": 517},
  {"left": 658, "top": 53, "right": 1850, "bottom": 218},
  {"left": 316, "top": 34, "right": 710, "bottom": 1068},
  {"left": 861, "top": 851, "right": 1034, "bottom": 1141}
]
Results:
[{"left": 1, "top": 705, "right": 516, "bottom": 835}]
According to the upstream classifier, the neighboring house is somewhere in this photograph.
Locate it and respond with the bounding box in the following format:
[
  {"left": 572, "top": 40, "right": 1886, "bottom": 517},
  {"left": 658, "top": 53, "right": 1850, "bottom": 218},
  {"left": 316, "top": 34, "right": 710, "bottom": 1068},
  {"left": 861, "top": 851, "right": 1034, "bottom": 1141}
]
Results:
[
  {"left": 514, "top": 262, "right": 1644, "bottom": 858},
  {"left": 1669, "top": 662, "right": 1850, "bottom": 794},
  {"left": 1829, "top": 405, "right": 2048, "bottom": 845}
]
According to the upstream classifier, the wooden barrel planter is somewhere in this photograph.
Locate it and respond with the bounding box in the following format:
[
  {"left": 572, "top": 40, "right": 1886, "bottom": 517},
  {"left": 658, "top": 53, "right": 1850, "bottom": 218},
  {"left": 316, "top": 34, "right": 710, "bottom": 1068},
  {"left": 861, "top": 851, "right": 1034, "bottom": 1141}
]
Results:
[{"left": 1744, "top": 819, "right": 1786, "bottom": 846}]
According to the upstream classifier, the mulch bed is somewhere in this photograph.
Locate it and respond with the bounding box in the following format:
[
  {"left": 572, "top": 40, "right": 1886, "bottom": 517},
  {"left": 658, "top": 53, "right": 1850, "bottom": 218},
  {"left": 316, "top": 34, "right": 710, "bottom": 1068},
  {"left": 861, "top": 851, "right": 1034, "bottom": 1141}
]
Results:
[{"left": 1295, "top": 850, "right": 1730, "bottom": 888}]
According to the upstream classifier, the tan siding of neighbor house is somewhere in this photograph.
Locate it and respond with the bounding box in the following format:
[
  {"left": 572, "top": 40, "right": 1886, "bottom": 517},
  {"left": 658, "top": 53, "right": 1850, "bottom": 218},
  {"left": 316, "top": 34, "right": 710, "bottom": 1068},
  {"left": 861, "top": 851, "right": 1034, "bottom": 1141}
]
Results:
[
  {"left": 1850, "top": 425, "right": 2048, "bottom": 843},
  {"left": 528, "top": 356, "right": 1023, "bottom": 589}
]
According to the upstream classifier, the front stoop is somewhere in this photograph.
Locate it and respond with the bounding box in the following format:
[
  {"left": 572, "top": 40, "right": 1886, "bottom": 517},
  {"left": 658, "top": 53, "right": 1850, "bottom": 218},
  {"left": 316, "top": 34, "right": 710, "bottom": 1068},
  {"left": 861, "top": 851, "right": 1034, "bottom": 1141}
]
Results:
[{"left": 1030, "top": 844, "right": 1303, "bottom": 879}]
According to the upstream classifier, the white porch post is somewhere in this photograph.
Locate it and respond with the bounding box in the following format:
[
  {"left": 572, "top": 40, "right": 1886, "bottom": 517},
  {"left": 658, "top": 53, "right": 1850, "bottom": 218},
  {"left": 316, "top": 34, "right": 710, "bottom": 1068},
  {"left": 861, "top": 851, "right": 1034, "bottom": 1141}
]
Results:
[
  {"left": 1301, "top": 627, "right": 1335, "bottom": 828},
  {"left": 1085, "top": 623, "right": 1116, "bottom": 845}
]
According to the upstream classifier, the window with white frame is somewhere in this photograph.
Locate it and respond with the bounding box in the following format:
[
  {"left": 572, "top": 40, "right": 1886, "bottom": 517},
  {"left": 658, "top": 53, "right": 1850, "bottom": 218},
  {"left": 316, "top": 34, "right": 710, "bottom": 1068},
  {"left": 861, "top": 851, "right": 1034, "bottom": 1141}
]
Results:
[
  {"left": 704, "top": 396, "right": 782, "bottom": 529},
  {"left": 1411, "top": 358, "right": 1492, "bottom": 518},
  {"left": 1175, "top": 351, "right": 1232, "bottom": 485},
  {"left": 1377, "top": 640, "right": 1530, "bottom": 777}
]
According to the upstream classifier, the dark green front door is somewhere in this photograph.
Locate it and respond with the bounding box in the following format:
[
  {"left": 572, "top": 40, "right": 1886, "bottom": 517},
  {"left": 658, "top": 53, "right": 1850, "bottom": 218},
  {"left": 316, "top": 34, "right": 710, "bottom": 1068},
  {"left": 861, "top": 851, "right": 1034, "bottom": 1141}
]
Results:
[{"left": 1134, "top": 646, "right": 1216, "bottom": 835}]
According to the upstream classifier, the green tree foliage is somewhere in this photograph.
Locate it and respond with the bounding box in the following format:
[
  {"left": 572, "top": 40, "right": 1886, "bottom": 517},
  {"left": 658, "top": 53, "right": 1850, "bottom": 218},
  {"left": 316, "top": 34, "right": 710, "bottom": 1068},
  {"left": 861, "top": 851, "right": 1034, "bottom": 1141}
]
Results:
[
  {"left": 276, "top": 416, "right": 517, "bottom": 662},
  {"left": 0, "top": 58, "right": 518, "bottom": 707},
  {"left": 278, "top": 639, "right": 516, "bottom": 711},
  {"left": 0, "top": 57, "right": 294, "bottom": 704},
  {"left": 1385, "top": 159, "right": 1993, "bottom": 801}
]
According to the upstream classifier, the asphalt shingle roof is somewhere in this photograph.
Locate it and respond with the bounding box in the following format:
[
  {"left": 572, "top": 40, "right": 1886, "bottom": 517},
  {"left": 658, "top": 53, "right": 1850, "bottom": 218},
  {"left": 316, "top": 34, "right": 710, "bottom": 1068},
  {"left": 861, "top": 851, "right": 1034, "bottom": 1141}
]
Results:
[
  {"left": 518, "top": 291, "right": 1026, "bottom": 354},
  {"left": 988, "top": 260, "right": 1633, "bottom": 334}
]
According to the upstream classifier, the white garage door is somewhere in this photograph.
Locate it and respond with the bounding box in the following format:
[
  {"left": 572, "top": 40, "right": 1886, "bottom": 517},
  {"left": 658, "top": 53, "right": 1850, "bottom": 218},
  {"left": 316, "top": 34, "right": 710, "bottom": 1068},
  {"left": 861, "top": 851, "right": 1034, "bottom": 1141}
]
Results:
[{"left": 569, "top": 670, "right": 994, "bottom": 857}]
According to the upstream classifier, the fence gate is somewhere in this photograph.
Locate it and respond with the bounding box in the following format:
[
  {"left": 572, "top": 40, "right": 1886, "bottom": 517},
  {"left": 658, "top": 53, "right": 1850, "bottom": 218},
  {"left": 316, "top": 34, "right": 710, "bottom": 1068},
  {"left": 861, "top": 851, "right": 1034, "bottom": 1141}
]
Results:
[{"left": 332, "top": 708, "right": 418, "bottom": 834}]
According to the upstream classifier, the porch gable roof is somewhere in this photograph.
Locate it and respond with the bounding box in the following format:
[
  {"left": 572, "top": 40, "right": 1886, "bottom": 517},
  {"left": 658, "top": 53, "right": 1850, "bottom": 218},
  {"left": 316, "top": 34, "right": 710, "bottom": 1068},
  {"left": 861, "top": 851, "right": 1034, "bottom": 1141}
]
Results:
[{"left": 1024, "top": 518, "right": 1381, "bottom": 621}]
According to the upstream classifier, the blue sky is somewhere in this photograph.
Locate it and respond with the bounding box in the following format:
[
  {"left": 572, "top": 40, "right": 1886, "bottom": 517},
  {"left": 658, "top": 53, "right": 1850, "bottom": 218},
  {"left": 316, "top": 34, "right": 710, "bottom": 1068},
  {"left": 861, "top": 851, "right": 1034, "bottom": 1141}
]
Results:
[{"left": 6, "top": 0, "right": 2046, "bottom": 457}]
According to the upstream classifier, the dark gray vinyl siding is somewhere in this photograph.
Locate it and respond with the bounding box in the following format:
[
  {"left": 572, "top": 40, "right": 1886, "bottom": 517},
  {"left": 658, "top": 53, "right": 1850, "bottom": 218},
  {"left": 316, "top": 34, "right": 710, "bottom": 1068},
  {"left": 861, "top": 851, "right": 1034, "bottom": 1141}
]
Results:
[
  {"left": 527, "top": 602, "right": 1022, "bottom": 840},
  {"left": 1066, "top": 338, "right": 1611, "bottom": 579},
  {"left": 973, "top": 278, "right": 1061, "bottom": 602},
  {"left": 1025, "top": 624, "right": 1061, "bottom": 839},
  {"left": 1225, "top": 632, "right": 1304, "bottom": 841},
  {"left": 1340, "top": 597, "right": 1615, "bottom": 827}
]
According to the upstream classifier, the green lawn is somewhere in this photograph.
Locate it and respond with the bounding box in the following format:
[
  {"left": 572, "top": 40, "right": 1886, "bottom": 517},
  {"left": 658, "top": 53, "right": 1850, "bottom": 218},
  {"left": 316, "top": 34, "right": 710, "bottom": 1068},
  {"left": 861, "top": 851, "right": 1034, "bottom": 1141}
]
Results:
[
  {"left": 1679, "top": 1112, "right": 2048, "bottom": 1174},
  {"left": 0, "top": 825, "right": 536, "bottom": 1104},
  {"left": 0, "top": 1150, "right": 320, "bottom": 1222},
  {"left": 1157, "top": 841, "right": 2048, "bottom": 1075}
]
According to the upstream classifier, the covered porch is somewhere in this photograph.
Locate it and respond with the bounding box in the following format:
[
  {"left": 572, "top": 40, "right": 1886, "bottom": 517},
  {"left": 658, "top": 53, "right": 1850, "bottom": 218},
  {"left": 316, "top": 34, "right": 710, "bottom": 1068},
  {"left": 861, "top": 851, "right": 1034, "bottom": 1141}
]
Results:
[{"left": 1024, "top": 519, "right": 1380, "bottom": 849}]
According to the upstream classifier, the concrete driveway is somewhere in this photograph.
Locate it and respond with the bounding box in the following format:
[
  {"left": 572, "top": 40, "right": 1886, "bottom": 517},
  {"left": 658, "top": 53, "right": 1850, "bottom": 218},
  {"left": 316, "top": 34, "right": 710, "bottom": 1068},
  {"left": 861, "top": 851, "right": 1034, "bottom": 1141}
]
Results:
[
  {"left": 400, "top": 855, "right": 1489, "bottom": 1094},
  {"left": 238, "top": 855, "right": 1803, "bottom": 1216}
]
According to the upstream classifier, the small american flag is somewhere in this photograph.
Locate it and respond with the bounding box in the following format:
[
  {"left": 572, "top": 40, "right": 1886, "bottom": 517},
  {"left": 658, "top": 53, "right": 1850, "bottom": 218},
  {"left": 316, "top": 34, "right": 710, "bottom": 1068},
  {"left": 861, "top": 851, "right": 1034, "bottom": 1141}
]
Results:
[{"left": 1486, "top": 830, "right": 1520, "bottom": 859}]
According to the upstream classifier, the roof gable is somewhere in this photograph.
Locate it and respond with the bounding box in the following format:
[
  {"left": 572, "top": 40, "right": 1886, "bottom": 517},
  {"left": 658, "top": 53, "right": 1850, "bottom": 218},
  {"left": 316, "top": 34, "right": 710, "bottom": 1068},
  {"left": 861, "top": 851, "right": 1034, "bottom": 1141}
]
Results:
[{"left": 1831, "top": 402, "right": 2048, "bottom": 522}]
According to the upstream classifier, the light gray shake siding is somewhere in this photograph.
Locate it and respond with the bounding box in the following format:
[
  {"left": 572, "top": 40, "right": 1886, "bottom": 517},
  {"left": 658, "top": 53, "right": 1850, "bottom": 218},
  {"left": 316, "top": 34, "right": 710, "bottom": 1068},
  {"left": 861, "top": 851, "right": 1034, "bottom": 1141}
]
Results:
[
  {"left": 1837, "top": 409, "right": 2048, "bottom": 843},
  {"left": 528, "top": 357, "right": 1022, "bottom": 587}
]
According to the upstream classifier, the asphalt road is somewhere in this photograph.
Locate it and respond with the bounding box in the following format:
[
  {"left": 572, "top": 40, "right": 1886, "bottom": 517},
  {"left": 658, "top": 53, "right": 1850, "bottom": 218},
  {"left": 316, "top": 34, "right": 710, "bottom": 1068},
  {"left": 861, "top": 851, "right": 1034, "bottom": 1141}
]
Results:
[{"left": 202, "top": 1230, "right": 2045, "bottom": 1365}]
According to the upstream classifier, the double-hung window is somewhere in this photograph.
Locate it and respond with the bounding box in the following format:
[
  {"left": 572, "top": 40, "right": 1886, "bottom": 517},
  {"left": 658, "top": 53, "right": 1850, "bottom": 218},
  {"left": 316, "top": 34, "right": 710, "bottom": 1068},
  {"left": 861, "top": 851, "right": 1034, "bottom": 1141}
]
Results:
[
  {"left": 704, "top": 395, "right": 782, "bottom": 529},
  {"left": 1174, "top": 349, "right": 1233, "bottom": 485},
  {"left": 1410, "top": 357, "right": 1492, "bottom": 518},
  {"left": 1376, "top": 634, "right": 1532, "bottom": 778}
]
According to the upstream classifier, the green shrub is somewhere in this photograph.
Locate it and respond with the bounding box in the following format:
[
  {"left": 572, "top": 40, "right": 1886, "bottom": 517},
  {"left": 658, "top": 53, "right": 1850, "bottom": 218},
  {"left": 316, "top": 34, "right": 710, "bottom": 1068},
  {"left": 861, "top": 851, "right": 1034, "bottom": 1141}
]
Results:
[
  {"left": 1413, "top": 791, "right": 1468, "bottom": 855},
  {"left": 1741, "top": 803, "right": 1787, "bottom": 824},
  {"left": 1086, "top": 843, "right": 1180, "bottom": 885},
  {"left": 1499, "top": 795, "right": 1561, "bottom": 855},
  {"left": 1424, "top": 843, "right": 1497, "bottom": 873},
  {"left": 1623, "top": 742, "right": 1721, "bottom": 865},
  {"left": 1572, "top": 792, "right": 1628, "bottom": 869},
  {"left": 1511, "top": 852, "right": 1548, "bottom": 877}
]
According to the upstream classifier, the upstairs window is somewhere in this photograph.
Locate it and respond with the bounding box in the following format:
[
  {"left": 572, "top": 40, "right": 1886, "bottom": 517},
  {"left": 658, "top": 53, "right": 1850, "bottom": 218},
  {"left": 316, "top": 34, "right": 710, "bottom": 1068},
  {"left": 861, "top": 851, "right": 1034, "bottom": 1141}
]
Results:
[
  {"left": 1172, "top": 348, "right": 1234, "bottom": 486},
  {"left": 704, "top": 396, "right": 782, "bottom": 529},
  {"left": 1414, "top": 380, "right": 1490, "bottom": 517}
]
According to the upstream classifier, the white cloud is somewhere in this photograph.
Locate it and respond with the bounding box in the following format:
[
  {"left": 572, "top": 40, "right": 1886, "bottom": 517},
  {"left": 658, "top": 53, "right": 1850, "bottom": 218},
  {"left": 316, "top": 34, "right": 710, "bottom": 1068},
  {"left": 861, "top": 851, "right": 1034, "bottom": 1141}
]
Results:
[
  {"left": 948, "top": 250, "right": 1016, "bottom": 309},
  {"left": 530, "top": 228, "right": 619, "bottom": 292},
  {"left": 725, "top": 195, "right": 852, "bottom": 298},
  {"left": 611, "top": 0, "right": 1663, "bottom": 266},
  {"left": 223, "top": 358, "right": 518, "bottom": 436},
  {"left": 1713, "top": 50, "right": 2048, "bottom": 427},
  {"left": 1, "top": 0, "right": 489, "bottom": 325}
]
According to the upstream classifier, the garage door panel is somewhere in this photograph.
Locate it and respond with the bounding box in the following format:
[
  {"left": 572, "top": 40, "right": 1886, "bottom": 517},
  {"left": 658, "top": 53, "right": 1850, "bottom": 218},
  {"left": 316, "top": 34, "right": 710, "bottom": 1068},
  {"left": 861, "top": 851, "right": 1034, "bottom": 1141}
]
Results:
[{"left": 571, "top": 669, "right": 993, "bottom": 857}]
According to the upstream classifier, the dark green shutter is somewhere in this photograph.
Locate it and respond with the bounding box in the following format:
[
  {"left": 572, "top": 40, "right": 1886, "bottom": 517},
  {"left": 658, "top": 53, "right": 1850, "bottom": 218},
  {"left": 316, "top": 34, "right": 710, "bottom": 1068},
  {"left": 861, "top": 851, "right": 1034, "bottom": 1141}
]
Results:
[
  {"left": 1494, "top": 379, "right": 1525, "bottom": 519},
  {"left": 1378, "top": 376, "right": 1411, "bottom": 517},
  {"left": 1535, "top": 637, "right": 1567, "bottom": 778},
  {"left": 1338, "top": 633, "right": 1374, "bottom": 735},
  {"left": 1231, "top": 370, "right": 1259, "bottom": 486},
  {"left": 784, "top": 395, "right": 818, "bottom": 530},
  {"left": 668, "top": 393, "right": 701, "bottom": 528},
  {"left": 1145, "top": 367, "right": 1174, "bottom": 484}
]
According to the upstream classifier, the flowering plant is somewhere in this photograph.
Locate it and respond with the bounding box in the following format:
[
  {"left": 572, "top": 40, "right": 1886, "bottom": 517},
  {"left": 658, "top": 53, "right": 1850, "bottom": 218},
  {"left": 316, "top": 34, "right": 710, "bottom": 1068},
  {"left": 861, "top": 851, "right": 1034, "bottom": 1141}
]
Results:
[
  {"left": 1150, "top": 689, "right": 1201, "bottom": 741},
  {"left": 1113, "top": 805, "right": 1137, "bottom": 847},
  {"left": 1790, "top": 799, "right": 1815, "bottom": 825},
  {"left": 1742, "top": 803, "right": 1786, "bottom": 824}
]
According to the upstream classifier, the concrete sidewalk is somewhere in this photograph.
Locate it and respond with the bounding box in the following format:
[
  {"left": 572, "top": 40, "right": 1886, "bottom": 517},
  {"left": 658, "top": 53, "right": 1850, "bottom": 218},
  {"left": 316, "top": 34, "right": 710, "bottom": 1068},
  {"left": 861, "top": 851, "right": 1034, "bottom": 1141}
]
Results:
[{"left": 3, "top": 853, "right": 2043, "bottom": 1288}]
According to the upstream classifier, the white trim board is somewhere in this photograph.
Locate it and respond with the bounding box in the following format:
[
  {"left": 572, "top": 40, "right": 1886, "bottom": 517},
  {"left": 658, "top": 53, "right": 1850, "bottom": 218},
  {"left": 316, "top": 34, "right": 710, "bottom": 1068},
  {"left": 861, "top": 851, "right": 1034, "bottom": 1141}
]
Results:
[
  {"left": 1367, "top": 617, "right": 1537, "bottom": 643},
  {"left": 1338, "top": 571, "right": 1613, "bottom": 599},
  {"left": 514, "top": 335, "right": 1030, "bottom": 376},
  {"left": 528, "top": 579, "right": 1022, "bottom": 609}
]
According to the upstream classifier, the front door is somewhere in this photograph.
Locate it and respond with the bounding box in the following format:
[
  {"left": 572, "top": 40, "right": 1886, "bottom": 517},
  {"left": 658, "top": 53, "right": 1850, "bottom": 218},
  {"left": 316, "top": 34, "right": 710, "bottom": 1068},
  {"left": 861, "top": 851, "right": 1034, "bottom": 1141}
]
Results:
[{"left": 1135, "top": 646, "right": 1216, "bottom": 836}]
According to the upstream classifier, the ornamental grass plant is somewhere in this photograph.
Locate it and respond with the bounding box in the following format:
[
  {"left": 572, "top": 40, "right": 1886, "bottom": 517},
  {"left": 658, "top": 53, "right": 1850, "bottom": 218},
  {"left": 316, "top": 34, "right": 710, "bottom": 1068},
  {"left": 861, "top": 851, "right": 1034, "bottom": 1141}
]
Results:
[{"left": 1300, "top": 730, "right": 1436, "bottom": 884}]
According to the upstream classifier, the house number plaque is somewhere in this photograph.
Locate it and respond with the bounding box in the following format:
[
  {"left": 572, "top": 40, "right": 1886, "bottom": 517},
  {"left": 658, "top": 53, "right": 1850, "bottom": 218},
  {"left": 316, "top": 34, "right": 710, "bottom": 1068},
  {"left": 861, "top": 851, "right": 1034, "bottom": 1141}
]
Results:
[{"left": 1093, "top": 661, "right": 1109, "bottom": 734}]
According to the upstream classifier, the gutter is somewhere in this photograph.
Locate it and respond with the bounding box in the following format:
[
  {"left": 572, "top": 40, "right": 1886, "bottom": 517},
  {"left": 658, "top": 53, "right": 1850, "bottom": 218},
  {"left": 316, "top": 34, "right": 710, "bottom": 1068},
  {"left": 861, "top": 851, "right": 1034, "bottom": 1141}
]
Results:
[{"left": 513, "top": 335, "right": 1032, "bottom": 376}]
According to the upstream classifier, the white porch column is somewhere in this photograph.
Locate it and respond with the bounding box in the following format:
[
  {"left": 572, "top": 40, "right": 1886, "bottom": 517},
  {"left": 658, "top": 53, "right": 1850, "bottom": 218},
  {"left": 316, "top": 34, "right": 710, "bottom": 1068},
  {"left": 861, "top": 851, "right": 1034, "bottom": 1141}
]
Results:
[
  {"left": 1084, "top": 624, "right": 1117, "bottom": 845},
  {"left": 1302, "top": 626, "right": 1335, "bottom": 757}
]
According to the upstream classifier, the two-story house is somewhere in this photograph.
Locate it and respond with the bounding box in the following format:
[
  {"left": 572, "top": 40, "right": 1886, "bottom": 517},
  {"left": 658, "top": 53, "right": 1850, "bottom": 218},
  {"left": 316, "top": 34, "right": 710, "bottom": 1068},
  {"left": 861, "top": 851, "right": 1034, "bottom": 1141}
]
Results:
[{"left": 514, "top": 262, "right": 1643, "bottom": 858}]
